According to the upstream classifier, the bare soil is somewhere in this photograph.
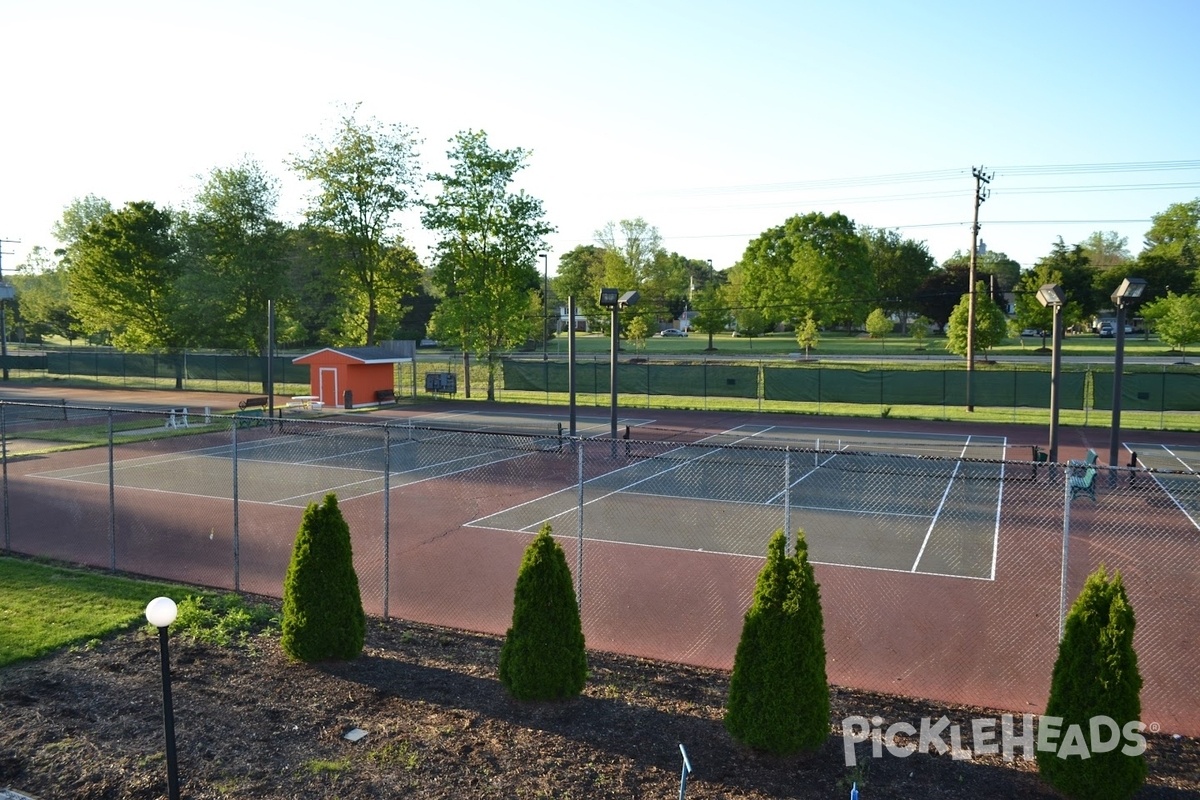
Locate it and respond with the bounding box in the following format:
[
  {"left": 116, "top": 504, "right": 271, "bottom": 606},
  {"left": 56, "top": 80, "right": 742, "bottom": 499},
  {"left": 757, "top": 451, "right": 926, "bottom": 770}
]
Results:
[{"left": 2, "top": 608, "right": 1198, "bottom": 799}]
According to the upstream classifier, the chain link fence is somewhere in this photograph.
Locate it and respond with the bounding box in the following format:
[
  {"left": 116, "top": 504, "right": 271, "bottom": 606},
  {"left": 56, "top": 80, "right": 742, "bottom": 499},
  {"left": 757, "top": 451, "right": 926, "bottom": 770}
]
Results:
[{"left": 2, "top": 400, "right": 1196, "bottom": 736}]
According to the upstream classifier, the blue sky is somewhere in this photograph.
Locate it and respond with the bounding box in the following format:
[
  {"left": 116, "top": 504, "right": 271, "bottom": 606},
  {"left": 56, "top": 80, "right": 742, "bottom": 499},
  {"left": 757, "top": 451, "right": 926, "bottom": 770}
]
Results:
[{"left": 3, "top": 0, "right": 1198, "bottom": 276}]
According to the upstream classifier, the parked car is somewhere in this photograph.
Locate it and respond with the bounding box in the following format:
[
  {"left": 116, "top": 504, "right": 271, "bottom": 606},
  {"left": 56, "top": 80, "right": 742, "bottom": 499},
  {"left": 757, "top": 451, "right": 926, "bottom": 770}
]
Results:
[
  {"left": 1098, "top": 323, "right": 1114, "bottom": 338},
  {"left": 657, "top": 328, "right": 687, "bottom": 337}
]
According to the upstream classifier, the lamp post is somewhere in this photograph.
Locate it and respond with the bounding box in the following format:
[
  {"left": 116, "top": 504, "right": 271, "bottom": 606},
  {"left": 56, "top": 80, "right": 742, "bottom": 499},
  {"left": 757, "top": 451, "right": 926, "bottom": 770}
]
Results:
[
  {"left": 145, "top": 596, "right": 181, "bottom": 800},
  {"left": 1109, "top": 277, "right": 1147, "bottom": 469},
  {"left": 539, "top": 253, "right": 549, "bottom": 359},
  {"left": 598, "top": 288, "right": 639, "bottom": 441},
  {"left": 1037, "top": 283, "right": 1066, "bottom": 464}
]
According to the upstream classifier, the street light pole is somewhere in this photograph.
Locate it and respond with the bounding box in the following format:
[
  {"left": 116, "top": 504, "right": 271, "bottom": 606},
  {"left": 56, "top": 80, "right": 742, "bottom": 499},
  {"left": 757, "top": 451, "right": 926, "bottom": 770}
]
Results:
[
  {"left": 1109, "top": 277, "right": 1147, "bottom": 469},
  {"left": 1037, "top": 284, "right": 1066, "bottom": 464},
  {"left": 540, "top": 253, "right": 549, "bottom": 359},
  {"left": 598, "top": 288, "right": 639, "bottom": 442},
  {"left": 146, "top": 597, "right": 181, "bottom": 800}
]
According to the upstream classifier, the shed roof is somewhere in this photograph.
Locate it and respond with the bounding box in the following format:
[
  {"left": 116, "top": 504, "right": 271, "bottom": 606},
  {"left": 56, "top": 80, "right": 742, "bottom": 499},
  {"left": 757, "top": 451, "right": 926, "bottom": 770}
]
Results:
[{"left": 291, "top": 346, "right": 411, "bottom": 365}]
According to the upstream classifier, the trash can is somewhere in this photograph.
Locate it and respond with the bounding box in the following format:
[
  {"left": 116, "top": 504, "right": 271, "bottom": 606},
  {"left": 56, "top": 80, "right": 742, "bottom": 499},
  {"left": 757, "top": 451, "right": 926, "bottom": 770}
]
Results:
[{"left": 343, "top": 389, "right": 353, "bottom": 409}]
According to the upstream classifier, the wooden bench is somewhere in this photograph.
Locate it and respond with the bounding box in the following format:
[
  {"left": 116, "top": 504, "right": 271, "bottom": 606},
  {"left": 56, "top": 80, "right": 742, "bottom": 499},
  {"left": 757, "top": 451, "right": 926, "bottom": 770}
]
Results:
[
  {"left": 375, "top": 388, "right": 396, "bottom": 405},
  {"left": 1069, "top": 466, "right": 1098, "bottom": 502},
  {"left": 238, "top": 396, "right": 269, "bottom": 412}
]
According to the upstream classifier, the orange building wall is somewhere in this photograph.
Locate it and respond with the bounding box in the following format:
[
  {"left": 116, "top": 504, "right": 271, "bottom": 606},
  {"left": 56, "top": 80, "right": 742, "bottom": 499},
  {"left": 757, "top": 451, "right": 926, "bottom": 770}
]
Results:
[{"left": 292, "top": 352, "right": 396, "bottom": 408}]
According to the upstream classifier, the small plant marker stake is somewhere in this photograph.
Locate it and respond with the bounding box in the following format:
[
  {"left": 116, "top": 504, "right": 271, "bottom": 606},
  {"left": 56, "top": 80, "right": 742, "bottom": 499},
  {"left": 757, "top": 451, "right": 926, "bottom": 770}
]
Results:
[
  {"left": 678, "top": 743, "right": 692, "bottom": 799},
  {"left": 851, "top": 781, "right": 859, "bottom": 799}
]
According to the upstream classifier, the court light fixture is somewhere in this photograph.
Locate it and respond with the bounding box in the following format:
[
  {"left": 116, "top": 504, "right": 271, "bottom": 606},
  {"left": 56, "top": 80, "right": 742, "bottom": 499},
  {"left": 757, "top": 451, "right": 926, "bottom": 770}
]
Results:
[
  {"left": 1037, "top": 283, "right": 1065, "bottom": 464},
  {"left": 603, "top": 288, "right": 640, "bottom": 442},
  {"left": 598, "top": 287, "right": 620, "bottom": 307},
  {"left": 1109, "top": 277, "right": 1148, "bottom": 470}
]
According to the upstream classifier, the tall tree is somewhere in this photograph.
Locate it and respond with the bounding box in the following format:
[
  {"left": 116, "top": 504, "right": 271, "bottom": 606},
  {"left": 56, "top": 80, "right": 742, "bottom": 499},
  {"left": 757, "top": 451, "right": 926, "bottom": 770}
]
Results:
[
  {"left": 178, "top": 159, "right": 288, "bottom": 354},
  {"left": 737, "top": 212, "right": 871, "bottom": 329},
  {"left": 553, "top": 244, "right": 607, "bottom": 328},
  {"left": 1141, "top": 198, "right": 1200, "bottom": 282},
  {"left": 912, "top": 263, "right": 970, "bottom": 331},
  {"left": 1011, "top": 261, "right": 1064, "bottom": 347},
  {"left": 290, "top": 104, "right": 423, "bottom": 345},
  {"left": 860, "top": 227, "right": 935, "bottom": 326},
  {"left": 1079, "top": 230, "right": 1132, "bottom": 269},
  {"left": 66, "top": 201, "right": 185, "bottom": 361},
  {"left": 11, "top": 247, "right": 81, "bottom": 343},
  {"left": 52, "top": 194, "right": 113, "bottom": 249},
  {"left": 1034, "top": 238, "right": 1102, "bottom": 323},
  {"left": 691, "top": 283, "right": 728, "bottom": 351},
  {"left": 595, "top": 217, "right": 662, "bottom": 289},
  {"left": 942, "top": 248, "right": 1022, "bottom": 300},
  {"left": 423, "top": 130, "right": 554, "bottom": 400}
]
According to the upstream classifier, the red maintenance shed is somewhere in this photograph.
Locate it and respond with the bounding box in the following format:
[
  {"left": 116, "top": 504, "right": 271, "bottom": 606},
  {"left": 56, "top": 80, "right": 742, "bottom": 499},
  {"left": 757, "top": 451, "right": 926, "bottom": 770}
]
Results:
[{"left": 291, "top": 343, "right": 413, "bottom": 409}]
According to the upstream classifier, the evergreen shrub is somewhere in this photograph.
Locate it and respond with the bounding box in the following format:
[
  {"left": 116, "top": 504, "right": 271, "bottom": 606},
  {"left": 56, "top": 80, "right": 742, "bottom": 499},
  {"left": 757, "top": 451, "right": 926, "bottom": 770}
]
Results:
[
  {"left": 1038, "top": 566, "right": 1145, "bottom": 799},
  {"left": 725, "top": 529, "right": 829, "bottom": 754},
  {"left": 498, "top": 524, "right": 587, "bottom": 700},
  {"left": 281, "top": 493, "right": 365, "bottom": 662}
]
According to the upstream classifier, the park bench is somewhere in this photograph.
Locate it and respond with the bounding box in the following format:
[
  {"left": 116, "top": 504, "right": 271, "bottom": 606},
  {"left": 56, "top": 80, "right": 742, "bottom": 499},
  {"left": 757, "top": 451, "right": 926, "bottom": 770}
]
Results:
[
  {"left": 238, "top": 396, "right": 269, "bottom": 412},
  {"left": 236, "top": 396, "right": 270, "bottom": 427},
  {"left": 165, "top": 407, "right": 189, "bottom": 429},
  {"left": 1031, "top": 445, "right": 1048, "bottom": 477},
  {"left": 375, "top": 388, "right": 396, "bottom": 405},
  {"left": 1070, "top": 449, "right": 1098, "bottom": 469},
  {"left": 1069, "top": 465, "right": 1098, "bottom": 502}
]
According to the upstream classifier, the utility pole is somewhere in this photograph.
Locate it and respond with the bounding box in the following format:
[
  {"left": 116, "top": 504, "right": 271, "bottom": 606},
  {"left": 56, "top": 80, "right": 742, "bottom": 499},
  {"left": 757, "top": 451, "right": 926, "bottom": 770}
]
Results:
[
  {"left": 966, "top": 166, "right": 992, "bottom": 412},
  {"left": 0, "top": 239, "right": 20, "bottom": 382}
]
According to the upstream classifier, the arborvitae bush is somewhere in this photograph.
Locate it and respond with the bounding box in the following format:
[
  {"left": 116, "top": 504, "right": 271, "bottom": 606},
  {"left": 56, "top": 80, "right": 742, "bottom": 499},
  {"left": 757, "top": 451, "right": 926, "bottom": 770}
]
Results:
[
  {"left": 1038, "top": 566, "right": 1145, "bottom": 799},
  {"left": 498, "top": 524, "right": 587, "bottom": 700},
  {"left": 725, "top": 529, "right": 829, "bottom": 754},
  {"left": 281, "top": 493, "right": 365, "bottom": 662}
]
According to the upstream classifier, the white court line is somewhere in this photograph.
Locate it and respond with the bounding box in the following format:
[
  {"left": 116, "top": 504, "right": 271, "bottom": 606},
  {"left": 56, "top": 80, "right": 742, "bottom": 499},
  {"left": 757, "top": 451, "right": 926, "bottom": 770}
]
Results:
[
  {"left": 910, "top": 436, "right": 973, "bottom": 572},
  {"left": 989, "top": 438, "right": 1008, "bottom": 581},
  {"left": 1132, "top": 444, "right": 1200, "bottom": 532}
]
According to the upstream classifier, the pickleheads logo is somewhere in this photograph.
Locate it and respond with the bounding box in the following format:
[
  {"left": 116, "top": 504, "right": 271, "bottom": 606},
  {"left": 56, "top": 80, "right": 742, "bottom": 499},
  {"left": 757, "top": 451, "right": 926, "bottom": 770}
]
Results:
[{"left": 841, "top": 714, "right": 1147, "bottom": 767}]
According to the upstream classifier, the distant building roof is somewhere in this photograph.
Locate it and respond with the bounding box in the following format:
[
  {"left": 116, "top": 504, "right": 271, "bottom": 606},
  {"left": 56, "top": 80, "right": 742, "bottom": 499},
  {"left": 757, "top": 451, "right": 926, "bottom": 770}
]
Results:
[{"left": 292, "top": 345, "right": 412, "bottom": 365}]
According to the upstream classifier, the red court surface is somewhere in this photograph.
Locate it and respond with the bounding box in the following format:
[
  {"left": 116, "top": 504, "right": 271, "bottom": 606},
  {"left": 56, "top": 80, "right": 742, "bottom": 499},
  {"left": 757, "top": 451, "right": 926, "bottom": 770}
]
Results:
[{"left": 3, "top": 388, "right": 1197, "bottom": 736}]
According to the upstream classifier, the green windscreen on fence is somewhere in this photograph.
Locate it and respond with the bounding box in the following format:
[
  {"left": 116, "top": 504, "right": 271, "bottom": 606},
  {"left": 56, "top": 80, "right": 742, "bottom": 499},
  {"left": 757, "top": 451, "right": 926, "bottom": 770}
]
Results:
[
  {"left": 501, "top": 358, "right": 758, "bottom": 398},
  {"left": 764, "top": 366, "right": 1087, "bottom": 409},
  {"left": 1092, "top": 371, "right": 1200, "bottom": 412}
]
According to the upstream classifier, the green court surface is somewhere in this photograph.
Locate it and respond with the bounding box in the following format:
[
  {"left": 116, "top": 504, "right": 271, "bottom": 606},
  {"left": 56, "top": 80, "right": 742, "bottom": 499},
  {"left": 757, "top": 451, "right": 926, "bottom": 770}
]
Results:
[{"left": 470, "top": 423, "right": 1008, "bottom": 581}]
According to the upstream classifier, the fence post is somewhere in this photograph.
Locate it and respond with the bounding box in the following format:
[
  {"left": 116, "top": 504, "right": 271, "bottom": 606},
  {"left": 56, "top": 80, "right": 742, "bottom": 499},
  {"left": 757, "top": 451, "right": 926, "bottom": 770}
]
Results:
[
  {"left": 576, "top": 437, "right": 585, "bottom": 609},
  {"left": 383, "top": 424, "right": 391, "bottom": 620},
  {"left": 232, "top": 418, "right": 240, "bottom": 592},
  {"left": 1058, "top": 462, "right": 1072, "bottom": 641},
  {"left": 108, "top": 409, "right": 116, "bottom": 572},
  {"left": 1, "top": 403, "right": 8, "bottom": 552},
  {"left": 784, "top": 447, "right": 792, "bottom": 553}
]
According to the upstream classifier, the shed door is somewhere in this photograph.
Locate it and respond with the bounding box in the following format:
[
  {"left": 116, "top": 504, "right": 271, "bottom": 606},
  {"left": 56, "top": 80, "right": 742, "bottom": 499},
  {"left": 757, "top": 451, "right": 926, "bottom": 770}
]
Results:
[{"left": 318, "top": 367, "right": 338, "bottom": 407}]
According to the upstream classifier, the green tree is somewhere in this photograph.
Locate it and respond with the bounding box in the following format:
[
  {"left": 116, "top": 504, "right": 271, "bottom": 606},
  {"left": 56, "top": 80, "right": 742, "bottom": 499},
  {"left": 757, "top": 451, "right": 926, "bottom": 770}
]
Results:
[
  {"left": 12, "top": 247, "right": 82, "bottom": 343},
  {"left": 553, "top": 245, "right": 606, "bottom": 328},
  {"left": 691, "top": 283, "right": 728, "bottom": 351},
  {"left": 861, "top": 227, "right": 935, "bottom": 327},
  {"left": 738, "top": 212, "right": 871, "bottom": 329},
  {"left": 625, "top": 313, "right": 651, "bottom": 351},
  {"left": 1038, "top": 566, "right": 1144, "bottom": 799},
  {"left": 733, "top": 306, "right": 769, "bottom": 344},
  {"left": 864, "top": 307, "right": 893, "bottom": 345},
  {"left": 945, "top": 282, "right": 1008, "bottom": 358},
  {"left": 1079, "top": 230, "right": 1132, "bottom": 270},
  {"left": 291, "top": 104, "right": 423, "bottom": 345},
  {"left": 595, "top": 218, "right": 661, "bottom": 288},
  {"left": 280, "top": 493, "right": 366, "bottom": 662},
  {"left": 910, "top": 315, "right": 931, "bottom": 350},
  {"left": 942, "top": 248, "right": 1022, "bottom": 298},
  {"left": 1012, "top": 262, "right": 1063, "bottom": 348},
  {"left": 1143, "top": 291, "right": 1200, "bottom": 359},
  {"left": 795, "top": 311, "right": 820, "bottom": 357},
  {"left": 424, "top": 130, "right": 555, "bottom": 400},
  {"left": 67, "top": 201, "right": 185, "bottom": 364},
  {"left": 52, "top": 194, "right": 113, "bottom": 248},
  {"left": 913, "top": 263, "right": 970, "bottom": 331},
  {"left": 1034, "top": 238, "right": 1103, "bottom": 323},
  {"left": 725, "top": 529, "right": 828, "bottom": 754},
  {"left": 1141, "top": 198, "right": 1199, "bottom": 283},
  {"left": 498, "top": 524, "right": 586, "bottom": 701},
  {"left": 178, "top": 159, "right": 288, "bottom": 357}
]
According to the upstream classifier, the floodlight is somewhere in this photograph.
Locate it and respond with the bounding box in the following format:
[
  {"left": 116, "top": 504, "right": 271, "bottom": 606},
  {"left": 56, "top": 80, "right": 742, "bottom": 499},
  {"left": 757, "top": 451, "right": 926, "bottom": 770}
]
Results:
[
  {"left": 618, "top": 290, "right": 640, "bottom": 307},
  {"left": 598, "top": 288, "right": 619, "bottom": 307},
  {"left": 1112, "top": 277, "right": 1147, "bottom": 305},
  {"left": 1037, "top": 283, "right": 1065, "bottom": 307}
]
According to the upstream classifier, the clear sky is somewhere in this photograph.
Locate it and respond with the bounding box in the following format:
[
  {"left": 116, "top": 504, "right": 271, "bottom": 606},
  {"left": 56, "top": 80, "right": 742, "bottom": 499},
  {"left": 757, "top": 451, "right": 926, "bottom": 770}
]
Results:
[{"left": 3, "top": 0, "right": 1198, "bottom": 277}]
